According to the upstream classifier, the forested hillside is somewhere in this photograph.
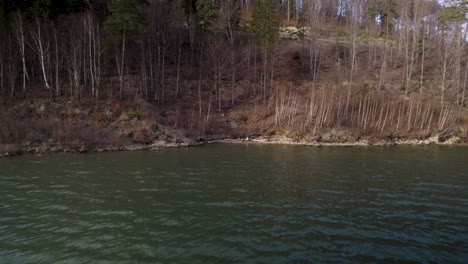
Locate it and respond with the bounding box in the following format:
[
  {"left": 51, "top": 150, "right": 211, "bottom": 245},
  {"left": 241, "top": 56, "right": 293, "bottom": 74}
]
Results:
[{"left": 0, "top": 0, "right": 467, "bottom": 154}]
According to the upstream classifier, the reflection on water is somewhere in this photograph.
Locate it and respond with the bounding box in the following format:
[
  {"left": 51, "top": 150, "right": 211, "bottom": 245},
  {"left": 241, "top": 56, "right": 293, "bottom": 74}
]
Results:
[{"left": 0, "top": 145, "right": 467, "bottom": 263}]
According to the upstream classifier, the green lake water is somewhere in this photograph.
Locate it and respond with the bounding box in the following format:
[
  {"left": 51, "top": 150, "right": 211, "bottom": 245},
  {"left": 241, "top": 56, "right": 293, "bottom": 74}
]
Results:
[{"left": 0, "top": 144, "right": 467, "bottom": 263}]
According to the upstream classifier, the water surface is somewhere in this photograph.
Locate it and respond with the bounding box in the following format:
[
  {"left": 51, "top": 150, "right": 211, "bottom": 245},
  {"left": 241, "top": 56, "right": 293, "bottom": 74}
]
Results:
[{"left": 0, "top": 145, "right": 467, "bottom": 263}]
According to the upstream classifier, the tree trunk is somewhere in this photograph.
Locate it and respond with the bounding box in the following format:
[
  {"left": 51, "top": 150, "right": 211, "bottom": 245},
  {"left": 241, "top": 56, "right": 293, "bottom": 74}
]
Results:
[
  {"left": 198, "top": 52, "right": 203, "bottom": 117},
  {"left": 53, "top": 26, "right": 59, "bottom": 97},
  {"left": 32, "top": 19, "right": 54, "bottom": 102},
  {"left": 161, "top": 41, "right": 166, "bottom": 102},
  {"left": 462, "top": 56, "right": 468, "bottom": 106},
  {"left": 148, "top": 36, "right": 153, "bottom": 98},
  {"left": 0, "top": 56, "right": 4, "bottom": 97},
  {"left": 15, "top": 13, "right": 27, "bottom": 96},
  {"left": 87, "top": 13, "right": 96, "bottom": 99},
  {"left": 440, "top": 31, "right": 449, "bottom": 105},
  {"left": 454, "top": 22, "right": 462, "bottom": 105},
  {"left": 231, "top": 49, "right": 235, "bottom": 106},
  {"left": 7, "top": 35, "right": 17, "bottom": 98},
  {"left": 94, "top": 20, "right": 102, "bottom": 100},
  {"left": 119, "top": 34, "right": 126, "bottom": 100},
  {"left": 420, "top": 32, "right": 425, "bottom": 94},
  {"left": 140, "top": 41, "right": 146, "bottom": 97},
  {"left": 263, "top": 54, "right": 267, "bottom": 101},
  {"left": 176, "top": 35, "right": 181, "bottom": 98}
]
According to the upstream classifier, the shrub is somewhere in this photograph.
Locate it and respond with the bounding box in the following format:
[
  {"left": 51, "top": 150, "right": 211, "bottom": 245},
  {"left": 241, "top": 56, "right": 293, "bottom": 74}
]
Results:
[
  {"left": 293, "top": 51, "right": 300, "bottom": 60},
  {"left": 160, "top": 109, "right": 168, "bottom": 118},
  {"left": 122, "top": 110, "right": 143, "bottom": 121}
]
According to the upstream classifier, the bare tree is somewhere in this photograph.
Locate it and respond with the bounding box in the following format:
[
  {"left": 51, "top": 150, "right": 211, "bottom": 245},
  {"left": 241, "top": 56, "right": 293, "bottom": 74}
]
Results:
[
  {"left": 220, "top": 0, "right": 240, "bottom": 105},
  {"left": 347, "top": 0, "right": 364, "bottom": 105},
  {"left": 305, "top": 0, "right": 321, "bottom": 86},
  {"left": 13, "top": 13, "right": 27, "bottom": 96},
  {"left": 30, "top": 17, "right": 54, "bottom": 101},
  {"left": 85, "top": 11, "right": 102, "bottom": 100},
  {"left": 6, "top": 33, "right": 18, "bottom": 98}
]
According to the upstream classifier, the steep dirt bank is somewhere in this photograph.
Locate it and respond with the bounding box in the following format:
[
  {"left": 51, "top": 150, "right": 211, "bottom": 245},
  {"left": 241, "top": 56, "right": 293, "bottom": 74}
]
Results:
[
  {"left": 0, "top": 99, "right": 198, "bottom": 158},
  {"left": 1, "top": 96, "right": 466, "bottom": 158}
]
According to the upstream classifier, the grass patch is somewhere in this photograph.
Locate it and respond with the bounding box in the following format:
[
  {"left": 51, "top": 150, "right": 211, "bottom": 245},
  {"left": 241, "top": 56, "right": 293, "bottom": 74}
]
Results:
[{"left": 122, "top": 110, "right": 143, "bottom": 121}]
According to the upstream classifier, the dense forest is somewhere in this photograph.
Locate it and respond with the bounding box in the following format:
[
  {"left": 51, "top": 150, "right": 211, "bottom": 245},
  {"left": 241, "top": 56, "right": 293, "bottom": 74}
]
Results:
[{"left": 0, "top": 0, "right": 467, "bottom": 154}]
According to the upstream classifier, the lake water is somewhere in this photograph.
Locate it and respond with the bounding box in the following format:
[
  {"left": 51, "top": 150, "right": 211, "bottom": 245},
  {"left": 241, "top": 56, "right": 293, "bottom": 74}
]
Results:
[{"left": 0, "top": 144, "right": 467, "bottom": 263}]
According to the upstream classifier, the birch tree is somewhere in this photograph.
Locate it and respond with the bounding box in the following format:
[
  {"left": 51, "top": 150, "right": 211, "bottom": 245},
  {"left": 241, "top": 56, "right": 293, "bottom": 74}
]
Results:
[
  {"left": 30, "top": 17, "right": 54, "bottom": 101},
  {"left": 13, "top": 13, "right": 27, "bottom": 96}
]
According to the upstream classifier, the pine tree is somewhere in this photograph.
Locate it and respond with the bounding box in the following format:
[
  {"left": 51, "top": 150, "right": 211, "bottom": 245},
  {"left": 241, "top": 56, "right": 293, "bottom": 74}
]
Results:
[
  {"left": 104, "top": 0, "right": 146, "bottom": 99},
  {"left": 252, "top": 0, "right": 278, "bottom": 58},
  {"left": 252, "top": 0, "right": 279, "bottom": 100}
]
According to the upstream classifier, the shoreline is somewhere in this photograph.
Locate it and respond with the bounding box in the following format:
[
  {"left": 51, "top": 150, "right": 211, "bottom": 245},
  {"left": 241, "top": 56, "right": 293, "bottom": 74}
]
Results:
[
  {"left": 0, "top": 140, "right": 196, "bottom": 159},
  {"left": 208, "top": 135, "right": 466, "bottom": 147},
  {"left": 1, "top": 135, "right": 466, "bottom": 159}
]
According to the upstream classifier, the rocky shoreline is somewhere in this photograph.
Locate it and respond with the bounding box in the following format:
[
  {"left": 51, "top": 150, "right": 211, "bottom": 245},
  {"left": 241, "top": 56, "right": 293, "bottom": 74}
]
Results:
[
  {"left": 2, "top": 134, "right": 466, "bottom": 159},
  {"left": 0, "top": 139, "right": 197, "bottom": 158},
  {"left": 208, "top": 135, "right": 465, "bottom": 147}
]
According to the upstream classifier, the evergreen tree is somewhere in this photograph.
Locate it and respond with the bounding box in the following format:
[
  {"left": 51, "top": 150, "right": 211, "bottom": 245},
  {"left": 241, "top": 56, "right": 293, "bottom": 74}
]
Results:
[
  {"left": 104, "top": 0, "right": 146, "bottom": 43},
  {"left": 252, "top": 0, "right": 278, "bottom": 100},
  {"left": 104, "top": 0, "right": 146, "bottom": 99},
  {"left": 27, "top": 0, "right": 85, "bottom": 20},
  {"left": 196, "top": 0, "right": 217, "bottom": 30},
  {"left": 252, "top": 0, "right": 279, "bottom": 57}
]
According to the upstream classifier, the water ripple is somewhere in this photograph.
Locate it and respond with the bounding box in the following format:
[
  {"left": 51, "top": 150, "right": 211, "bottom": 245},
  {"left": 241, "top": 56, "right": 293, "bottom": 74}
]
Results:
[{"left": 0, "top": 145, "right": 467, "bottom": 263}]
